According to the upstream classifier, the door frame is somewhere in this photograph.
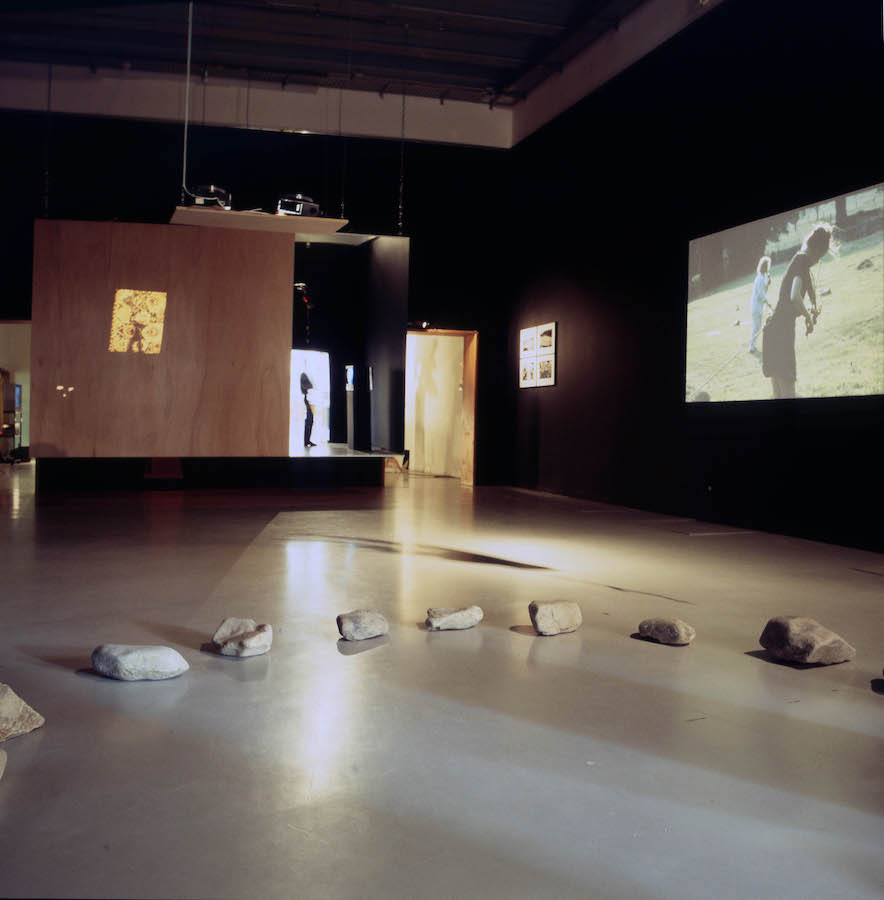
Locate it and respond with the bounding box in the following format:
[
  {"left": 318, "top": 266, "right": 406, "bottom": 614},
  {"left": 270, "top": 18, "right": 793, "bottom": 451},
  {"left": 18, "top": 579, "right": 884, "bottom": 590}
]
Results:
[{"left": 405, "top": 328, "right": 478, "bottom": 487}]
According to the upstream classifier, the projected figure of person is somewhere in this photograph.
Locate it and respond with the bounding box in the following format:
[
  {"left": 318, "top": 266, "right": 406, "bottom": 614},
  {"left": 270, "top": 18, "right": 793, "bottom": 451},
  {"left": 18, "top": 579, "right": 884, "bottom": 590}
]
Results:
[
  {"left": 300, "top": 372, "right": 316, "bottom": 448},
  {"left": 748, "top": 256, "right": 772, "bottom": 354},
  {"left": 762, "top": 224, "right": 832, "bottom": 398}
]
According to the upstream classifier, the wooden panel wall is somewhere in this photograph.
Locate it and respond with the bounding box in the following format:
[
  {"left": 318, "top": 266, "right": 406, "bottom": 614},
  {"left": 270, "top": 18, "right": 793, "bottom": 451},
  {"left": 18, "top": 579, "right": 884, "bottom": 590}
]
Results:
[{"left": 31, "top": 220, "right": 293, "bottom": 457}]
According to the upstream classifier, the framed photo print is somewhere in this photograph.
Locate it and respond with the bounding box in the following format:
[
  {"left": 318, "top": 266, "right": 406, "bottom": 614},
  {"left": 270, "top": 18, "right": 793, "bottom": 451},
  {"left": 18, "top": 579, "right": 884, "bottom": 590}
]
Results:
[
  {"left": 518, "top": 320, "right": 557, "bottom": 388},
  {"left": 537, "top": 322, "right": 556, "bottom": 355},
  {"left": 519, "top": 357, "right": 537, "bottom": 388},
  {"left": 536, "top": 354, "right": 555, "bottom": 386},
  {"left": 519, "top": 326, "right": 537, "bottom": 358}
]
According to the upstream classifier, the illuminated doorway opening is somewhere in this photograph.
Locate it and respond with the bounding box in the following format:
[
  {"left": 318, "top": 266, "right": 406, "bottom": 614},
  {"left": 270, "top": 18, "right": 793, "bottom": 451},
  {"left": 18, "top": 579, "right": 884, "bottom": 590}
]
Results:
[
  {"left": 290, "top": 350, "right": 330, "bottom": 455},
  {"left": 404, "top": 329, "right": 477, "bottom": 486}
]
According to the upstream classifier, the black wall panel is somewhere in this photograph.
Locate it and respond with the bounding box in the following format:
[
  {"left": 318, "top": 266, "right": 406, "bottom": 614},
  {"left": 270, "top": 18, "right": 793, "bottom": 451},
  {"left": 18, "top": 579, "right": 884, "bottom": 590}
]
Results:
[{"left": 508, "top": 0, "right": 883, "bottom": 548}]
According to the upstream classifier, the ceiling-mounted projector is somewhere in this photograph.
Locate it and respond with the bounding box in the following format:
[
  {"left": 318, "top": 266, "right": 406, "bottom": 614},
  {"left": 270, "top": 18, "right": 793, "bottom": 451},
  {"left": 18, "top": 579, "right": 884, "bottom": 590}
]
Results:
[
  {"left": 277, "top": 193, "right": 321, "bottom": 217},
  {"left": 184, "top": 184, "right": 232, "bottom": 209}
]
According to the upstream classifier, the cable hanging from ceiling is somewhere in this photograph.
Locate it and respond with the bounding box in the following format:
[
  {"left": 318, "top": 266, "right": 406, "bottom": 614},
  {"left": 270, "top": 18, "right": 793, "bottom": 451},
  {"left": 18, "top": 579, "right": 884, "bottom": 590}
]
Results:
[
  {"left": 339, "top": 7, "right": 353, "bottom": 220},
  {"left": 397, "top": 23, "right": 408, "bottom": 236},
  {"left": 180, "top": 0, "right": 196, "bottom": 201}
]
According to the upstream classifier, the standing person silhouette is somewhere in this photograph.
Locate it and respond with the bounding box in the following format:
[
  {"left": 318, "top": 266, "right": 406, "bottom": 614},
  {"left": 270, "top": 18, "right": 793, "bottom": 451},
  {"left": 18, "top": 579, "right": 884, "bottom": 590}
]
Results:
[
  {"left": 749, "top": 255, "right": 772, "bottom": 354},
  {"left": 762, "top": 224, "right": 832, "bottom": 398},
  {"left": 300, "top": 372, "right": 316, "bottom": 447}
]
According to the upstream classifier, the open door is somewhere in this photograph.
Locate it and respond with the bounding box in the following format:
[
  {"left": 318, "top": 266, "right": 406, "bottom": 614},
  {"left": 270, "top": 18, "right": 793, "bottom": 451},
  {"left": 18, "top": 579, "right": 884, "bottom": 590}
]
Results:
[{"left": 404, "top": 329, "right": 477, "bottom": 487}]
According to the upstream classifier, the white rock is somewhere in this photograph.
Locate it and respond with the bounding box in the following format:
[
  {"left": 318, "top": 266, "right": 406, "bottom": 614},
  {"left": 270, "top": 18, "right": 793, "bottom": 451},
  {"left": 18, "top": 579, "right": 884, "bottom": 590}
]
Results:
[
  {"left": 0, "top": 748, "right": 6, "bottom": 781},
  {"left": 0, "top": 683, "right": 46, "bottom": 742},
  {"left": 211, "top": 617, "right": 272, "bottom": 657},
  {"left": 337, "top": 609, "right": 389, "bottom": 641},
  {"left": 217, "top": 624, "right": 273, "bottom": 657},
  {"left": 211, "top": 617, "right": 258, "bottom": 647},
  {"left": 529, "top": 600, "right": 582, "bottom": 636},
  {"left": 638, "top": 616, "right": 696, "bottom": 645},
  {"left": 426, "top": 606, "right": 484, "bottom": 631},
  {"left": 91, "top": 644, "right": 189, "bottom": 681}
]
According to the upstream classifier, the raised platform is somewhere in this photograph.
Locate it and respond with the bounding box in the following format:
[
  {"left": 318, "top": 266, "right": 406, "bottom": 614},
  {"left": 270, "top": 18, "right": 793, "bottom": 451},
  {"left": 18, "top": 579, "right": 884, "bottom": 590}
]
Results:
[{"left": 35, "top": 446, "right": 389, "bottom": 491}]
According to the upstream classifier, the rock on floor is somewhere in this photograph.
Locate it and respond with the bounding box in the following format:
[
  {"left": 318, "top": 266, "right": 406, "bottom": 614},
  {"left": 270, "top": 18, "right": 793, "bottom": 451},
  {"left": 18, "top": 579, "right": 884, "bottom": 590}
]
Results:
[
  {"left": 426, "top": 606, "right": 484, "bottom": 631},
  {"left": 759, "top": 616, "right": 856, "bottom": 665},
  {"left": 212, "top": 617, "right": 258, "bottom": 646},
  {"left": 638, "top": 616, "right": 696, "bottom": 645},
  {"left": 0, "top": 748, "right": 6, "bottom": 781},
  {"left": 0, "top": 683, "right": 46, "bottom": 742},
  {"left": 337, "top": 610, "right": 389, "bottom": 641},
  {"left": 218, "top": 624, "right": 273, "bottom": 657},
  {"left": 529, "top": 600, "right": 582, "bottom": 636},
  {"left": 91, "top": 644, "right": 190, "bottom": 681},
  {"left": 212, "top": 617, "right": 273, "bottom": 657}
]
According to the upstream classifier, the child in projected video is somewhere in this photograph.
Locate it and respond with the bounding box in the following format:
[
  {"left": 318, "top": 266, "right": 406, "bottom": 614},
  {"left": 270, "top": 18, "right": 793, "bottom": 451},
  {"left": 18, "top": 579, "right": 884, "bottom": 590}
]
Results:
[
  {"left": 300, "top": 372, "right": 316, "bottom": 448},
  {"left": 748, "top": 256, "right": 772, "bottom": 354},
  {"left": 762, "top": 224, "right": 832, "bottom": 398}
]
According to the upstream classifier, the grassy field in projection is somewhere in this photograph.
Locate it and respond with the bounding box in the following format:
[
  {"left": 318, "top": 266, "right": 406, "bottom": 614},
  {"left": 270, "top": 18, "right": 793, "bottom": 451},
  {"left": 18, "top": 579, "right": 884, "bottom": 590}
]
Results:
[{"left": 686, "top": 231, "right": 884, "bottom": 401}]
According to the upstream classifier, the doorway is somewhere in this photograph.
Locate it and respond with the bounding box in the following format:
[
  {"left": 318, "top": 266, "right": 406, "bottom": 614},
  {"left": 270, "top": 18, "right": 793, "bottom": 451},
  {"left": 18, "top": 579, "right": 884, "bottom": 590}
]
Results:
[
  {"left": 290, "top": 349, "right": 331, "bottom": 455},
  {"left": 404, "top": 329, "right": 478, "bottom": 486}
]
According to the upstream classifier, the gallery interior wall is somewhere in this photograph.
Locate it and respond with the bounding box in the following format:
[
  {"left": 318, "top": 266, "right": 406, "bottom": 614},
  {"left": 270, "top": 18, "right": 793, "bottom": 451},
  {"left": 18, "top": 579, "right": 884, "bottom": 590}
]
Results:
[
  {"left": 0, "top": 110, "right": 514, "bottom": 481},
  {"left": 31, "top": 220, "right": 293, "bottom": 457},
  {"left": 365, "top": 237, "right": 409, "bottom": 453},
  {"left": 1, "top": 0, "right": 879, "bottom": 548},
  {"left": 508, "top": 0, "right": 883, "bottom": 550}
]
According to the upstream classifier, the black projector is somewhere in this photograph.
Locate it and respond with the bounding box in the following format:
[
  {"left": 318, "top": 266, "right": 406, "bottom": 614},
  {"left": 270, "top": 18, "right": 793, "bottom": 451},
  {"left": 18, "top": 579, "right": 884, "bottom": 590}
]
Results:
[{"left": 277, "top": 193, "right": 320, "bottom": 217}]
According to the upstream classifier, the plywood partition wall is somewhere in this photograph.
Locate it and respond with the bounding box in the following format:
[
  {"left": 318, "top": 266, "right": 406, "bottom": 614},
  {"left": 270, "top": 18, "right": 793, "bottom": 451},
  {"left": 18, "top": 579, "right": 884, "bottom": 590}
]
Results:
[{"left": 31, "top": 220, "right": 293, "bottom": 457}]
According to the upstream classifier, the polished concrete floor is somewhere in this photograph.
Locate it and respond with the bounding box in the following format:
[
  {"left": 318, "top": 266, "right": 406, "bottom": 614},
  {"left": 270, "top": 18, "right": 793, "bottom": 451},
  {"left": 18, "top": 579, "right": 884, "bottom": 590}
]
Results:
[{"left": 1, "top": 461, "right": 882, "bottom": 899}]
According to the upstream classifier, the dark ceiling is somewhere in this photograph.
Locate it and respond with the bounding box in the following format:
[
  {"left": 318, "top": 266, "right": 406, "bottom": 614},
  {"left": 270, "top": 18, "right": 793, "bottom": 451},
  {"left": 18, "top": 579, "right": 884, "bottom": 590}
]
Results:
[{"left": 0, "top": 0, "right": 649, "bottom": 107}]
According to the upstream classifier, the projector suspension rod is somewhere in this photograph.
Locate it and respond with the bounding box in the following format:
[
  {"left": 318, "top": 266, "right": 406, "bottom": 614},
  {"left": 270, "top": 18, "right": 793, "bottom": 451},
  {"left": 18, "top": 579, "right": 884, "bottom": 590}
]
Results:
[{"left": 180, "top": 1, "right": 195, "bottom": 200}]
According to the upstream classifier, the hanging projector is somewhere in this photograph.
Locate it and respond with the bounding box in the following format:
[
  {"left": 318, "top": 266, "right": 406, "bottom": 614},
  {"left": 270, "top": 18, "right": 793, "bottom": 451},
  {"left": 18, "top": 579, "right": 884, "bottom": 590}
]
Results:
[
  {"left": 184, "top": 184, "right": 232, "bottom": 210},
  {"left": 277, "top": 193, "right": 321, "bottom": 217}
]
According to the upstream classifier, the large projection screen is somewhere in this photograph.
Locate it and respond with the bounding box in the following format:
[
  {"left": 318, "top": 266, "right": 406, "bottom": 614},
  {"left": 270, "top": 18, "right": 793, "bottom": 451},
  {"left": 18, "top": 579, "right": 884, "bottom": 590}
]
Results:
[{"left": 686, "top": 184, "right": 883, "bottom": 402}]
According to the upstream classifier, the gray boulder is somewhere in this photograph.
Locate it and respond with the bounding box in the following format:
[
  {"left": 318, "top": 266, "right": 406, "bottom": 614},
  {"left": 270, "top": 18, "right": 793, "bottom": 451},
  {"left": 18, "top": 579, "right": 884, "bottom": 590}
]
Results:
[
  {"left": 638, "top": 616, "right": 696, "bottom": 645},
  {"left": 0, "top": 748, "right": 6, "bottom": 781},
  {"left": 529, "top": 600, "right": 582, "bottom": 636},
  {"left": 0, "top": 683, "right": 45, "bottom": 742},
  {"left": 426, "top": 606, "right": 484, "bottom": 631},
  {"left": 337, "top": 609, "right": 389, "bottom": 641},
  {"left": 759, "top": 616, "right": 856, "bottom": 665},
  {"left": 211, "top": 617, "right": 273, "bottom": 657},
  {"left": 92, "top": 644, "right": 189, "bottom": 681}
]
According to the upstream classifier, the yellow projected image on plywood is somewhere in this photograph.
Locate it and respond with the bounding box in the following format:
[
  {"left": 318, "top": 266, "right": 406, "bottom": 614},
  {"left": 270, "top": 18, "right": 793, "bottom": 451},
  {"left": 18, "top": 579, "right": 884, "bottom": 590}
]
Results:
[{"left": 108, "top": 289, "right": 166, "bottom": 354}]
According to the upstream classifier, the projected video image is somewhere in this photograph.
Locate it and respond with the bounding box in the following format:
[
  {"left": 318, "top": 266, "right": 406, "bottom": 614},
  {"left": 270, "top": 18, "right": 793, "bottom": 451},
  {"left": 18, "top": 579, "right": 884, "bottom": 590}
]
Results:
[
  {"left": 290, "top": 349, "right": 330, "bottom": 454},
  {"left": 686, "top": 184, "right": 883, "bottom": 401},
  {"left": 108, "top": 289, "right": 166, "bottom": 354}
]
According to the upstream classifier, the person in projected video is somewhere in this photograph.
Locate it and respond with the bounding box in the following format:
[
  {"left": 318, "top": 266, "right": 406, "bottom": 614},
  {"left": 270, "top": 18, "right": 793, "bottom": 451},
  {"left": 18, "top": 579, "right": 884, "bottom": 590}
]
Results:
[
  {"left": 300, "top": 372, "right": 316, "bottom": 448},
  {"left": 748, "top": 256, "right": 772, "bottom": 354},
  {"left": 762, "top": 224, "right": 832, "bottom": 398}
]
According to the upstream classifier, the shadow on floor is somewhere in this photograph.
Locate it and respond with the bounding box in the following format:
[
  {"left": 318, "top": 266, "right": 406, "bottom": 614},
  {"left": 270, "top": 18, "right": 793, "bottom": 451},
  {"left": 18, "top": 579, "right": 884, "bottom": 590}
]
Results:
[
  {"left": 743, "top": 649, "right": 843, "bottom": 669},
  {"left": 17, "top": 646, "right": 110, "bottom": 680},
  {"left": 337, "top": 635, "right": 390, "bottom": 655},
  {"left": 297, "top": 534, "right": 551, "bottom": 569}
]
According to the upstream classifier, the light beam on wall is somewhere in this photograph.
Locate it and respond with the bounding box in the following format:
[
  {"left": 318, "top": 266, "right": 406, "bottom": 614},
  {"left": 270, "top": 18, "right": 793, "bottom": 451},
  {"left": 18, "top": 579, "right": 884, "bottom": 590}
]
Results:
[{"left": 108, "top": 289, "right": 167, "bottom": 354}]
